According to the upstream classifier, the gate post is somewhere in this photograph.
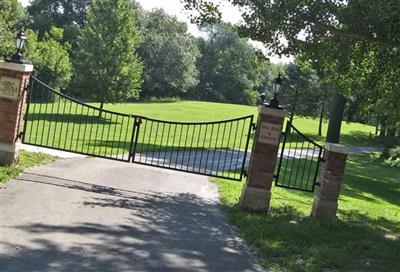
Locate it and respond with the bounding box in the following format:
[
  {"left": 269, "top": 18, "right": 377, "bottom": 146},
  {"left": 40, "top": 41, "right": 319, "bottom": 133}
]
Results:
[
  {"left": 311, "top": 143, "right": 349, "bottom": 219},
  {"left": 0, "top": 61, "right": 33, "bottom": 166},
  {"left": 240, "top": 105, "right": 285, "bottom": 212}
]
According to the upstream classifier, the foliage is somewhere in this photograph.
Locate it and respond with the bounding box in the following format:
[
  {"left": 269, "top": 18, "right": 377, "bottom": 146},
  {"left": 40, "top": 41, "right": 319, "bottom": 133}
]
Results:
[
  {"left": 0, "top": 0, "right": 26, "bottom": 59},
  {"left": 0, "top": 151, "right": 55, "bottom": 184},
  {"left": 25, "top": 28, "right": 73, "bottom": 91},
  {"left": 193, "top": 23, "right": 269, "bottom": 104},
  {"left": 137, "top": 9, "right": 199, "bottom": 98},
  {"left": 279, "top": 62, "right": 328, "bottom": 118},
  {"left": 384, "top": 147, "right": 400, "bottom": 168},
  {"left": 27, "top": 0, "right": 91, "bottom": 45},
  {"left": 214, "top": 153, "right": 400, "bottom": 271},
  {"left": 183, "top": 0, "right": 400, "bottom": 141},
  {"left": 72, "top": 0, "right": 143, "bottom": 105}
]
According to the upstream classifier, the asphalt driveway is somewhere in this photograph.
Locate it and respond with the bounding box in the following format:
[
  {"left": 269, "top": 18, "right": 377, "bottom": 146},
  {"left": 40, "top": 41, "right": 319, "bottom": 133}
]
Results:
[{"left": 0, "top": 158, "right": 263, "bottom": 272}]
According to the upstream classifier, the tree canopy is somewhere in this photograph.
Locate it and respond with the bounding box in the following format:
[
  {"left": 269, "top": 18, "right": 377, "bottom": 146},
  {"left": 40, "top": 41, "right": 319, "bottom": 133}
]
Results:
[
  {"left": 73, "top": 0, "right": 143, "bottom": 107},
  {"left": 27, "top": 0, "right": 91, "bottom": 44},
  {"left": 183, "top": 0, "right": 400, "bottom": 142},
  {"left": 193, "top": 23, "right": 269, "bottom": 105},
  {"left": 138, "top": 9, "right": 199, "bottom": 98},
  {"left": 25, "top": 27, "right": 72, "bottom": 91},
  {"left": 0, "top": 0, "right": 26, "bottom": 58}
]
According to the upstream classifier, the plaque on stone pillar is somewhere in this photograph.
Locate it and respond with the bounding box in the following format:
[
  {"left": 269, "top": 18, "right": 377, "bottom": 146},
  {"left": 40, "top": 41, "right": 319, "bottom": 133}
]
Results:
[
  {"left": 258, "top": 122, "right": 281, "bottom": 145},
  {"left": 0, "top": 76, "right": 21, "bottom": 100}
]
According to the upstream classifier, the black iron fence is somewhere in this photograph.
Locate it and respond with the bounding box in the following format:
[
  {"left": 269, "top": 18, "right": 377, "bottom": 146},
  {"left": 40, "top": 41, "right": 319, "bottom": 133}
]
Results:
[
  {"left": 275, "top": 120, "right": 324, "bottom": 192},
  {"left": 22, "top": 76, "right": 254, "bottom": 180},
  {"left": 131, "top": 115, "right": 254, "bottom": 180},
  {"left": 23, "top": 77, "right": 134, "bottom": 161}
]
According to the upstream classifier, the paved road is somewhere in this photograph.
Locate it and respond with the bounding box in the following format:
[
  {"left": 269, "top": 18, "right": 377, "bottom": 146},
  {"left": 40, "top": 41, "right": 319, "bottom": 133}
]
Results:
[{"left": 0, "top": 158, "right": 264, "bottom": 272}]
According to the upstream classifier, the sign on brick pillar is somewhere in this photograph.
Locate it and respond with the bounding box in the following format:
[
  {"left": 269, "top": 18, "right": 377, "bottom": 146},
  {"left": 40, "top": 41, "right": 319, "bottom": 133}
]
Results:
[
  {"left": 240, "top": 106, "right": 286, "bottom": 212},
  {"left": 311, "top": 143, "right": 349, "bottom": 219},
  {"left": 0, "top": 61, "right": 34, "bottom": 166}
]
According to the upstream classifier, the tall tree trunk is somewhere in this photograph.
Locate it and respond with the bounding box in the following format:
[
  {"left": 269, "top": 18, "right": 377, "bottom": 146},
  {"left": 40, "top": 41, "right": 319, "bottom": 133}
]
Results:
[
  {"left": 379, "top": 120, "right": 387, "bottom": 138},
  {"left": 326, "top": 91, "right": 346, "bottom": 143},
  {"left": 375, "top": 118, "right": 379, "bottom": 135},
  {"left": 318, "top": 102, "right": 325, "bottom": 137}
]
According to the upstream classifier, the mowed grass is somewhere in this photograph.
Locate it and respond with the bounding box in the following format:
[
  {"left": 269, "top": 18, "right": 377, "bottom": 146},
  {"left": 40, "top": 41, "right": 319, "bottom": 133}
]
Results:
[
  {"left": 23, "top": 98, "right": 377, "bottom": 160},
  {"left": 0, "top": 151, "right": 55, "bottom": 185},
  {"left": 103, "top": 101, "right": 378, "bottom": 147},
  {"left": 215, "top": 153, "right": 400, "bottom": 271}
]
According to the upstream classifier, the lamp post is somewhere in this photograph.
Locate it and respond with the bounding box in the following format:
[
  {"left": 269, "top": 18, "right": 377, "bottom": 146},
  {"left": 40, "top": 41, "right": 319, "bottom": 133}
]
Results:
[
  {"left": 268, "top": 73, "right": 283, "bottom": 109},
  {"left": 8, "top": 30, "right": 27, "bottom": 64}
]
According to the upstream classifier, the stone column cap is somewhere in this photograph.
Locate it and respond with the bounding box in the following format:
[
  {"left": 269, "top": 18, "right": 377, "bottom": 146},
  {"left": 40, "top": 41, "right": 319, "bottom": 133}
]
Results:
[
  {"left": 325, "top": 143, "right": 349, "bottom": 154},
  {"left": 0, "top": 61, "right": 34, "bottom": 72},
  {"left": 258, "top": 105, "right": 286, "bottom": 117}
]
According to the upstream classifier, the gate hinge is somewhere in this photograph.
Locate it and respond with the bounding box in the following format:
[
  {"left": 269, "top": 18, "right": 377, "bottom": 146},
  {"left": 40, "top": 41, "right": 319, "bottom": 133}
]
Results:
[
  {"left": 251, "top": 123, "right": 257, "bottom": 131},
  {"left": 17, "top": 131, "right": 24, "bottom": 139}
]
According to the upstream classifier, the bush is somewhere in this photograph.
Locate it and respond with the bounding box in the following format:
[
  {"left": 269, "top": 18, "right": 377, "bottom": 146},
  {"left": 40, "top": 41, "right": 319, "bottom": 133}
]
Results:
[
  {"left": 243, "top": 90, "right": 260, "bottom": 106},
  {"left": 384, "top": 146, "right": 400, "bottom": 167}
]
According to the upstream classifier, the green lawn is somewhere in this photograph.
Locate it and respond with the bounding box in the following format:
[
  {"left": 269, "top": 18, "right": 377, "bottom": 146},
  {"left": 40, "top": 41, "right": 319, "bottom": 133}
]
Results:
[
  {"left": 0, "top": 151, "right": 55, "bottom": 185},
  {"left": 23, "top": 100, "right": 377, "bottom": 160},
  {"left": 105, "top": 101, "right": 376, "bottom": 147},
  {"left": 215, "top": 153, "right": 400, "bottom": 271}
]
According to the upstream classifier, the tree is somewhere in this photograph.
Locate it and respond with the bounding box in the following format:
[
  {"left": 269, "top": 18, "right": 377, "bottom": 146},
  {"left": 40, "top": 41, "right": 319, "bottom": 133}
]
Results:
[
  {"left": 73, "top": 0, "right": 143, "bottom": 112},
  {"left": 137, "top": 9, "right": 199, "bottom": 98},
  {"left": 278, "top": 62, "right": 328, "bottom": 135},
  {"left": 0, "top": 0, "right": 26, "bottom": 59},
  {"left": 27, "top": 0, "right": 91, "bottom": 44},
  {"left": 183, "top": 0, "right": 400, "bottom": 144},
  {"left": 193, "top": 23, "right": 269, "bottom": 105},
  {"left": 25, "top": 28, "right": 73, "bottom": 92}
]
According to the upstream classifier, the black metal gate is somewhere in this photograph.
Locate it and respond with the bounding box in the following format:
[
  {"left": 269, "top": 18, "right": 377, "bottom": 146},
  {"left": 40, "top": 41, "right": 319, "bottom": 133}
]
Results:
[
  {"left": 22, "top": 76, "right": 254, "bottom": 181},
  {"left": 275, "top": 120, "right": 324, "bottom": 192}
]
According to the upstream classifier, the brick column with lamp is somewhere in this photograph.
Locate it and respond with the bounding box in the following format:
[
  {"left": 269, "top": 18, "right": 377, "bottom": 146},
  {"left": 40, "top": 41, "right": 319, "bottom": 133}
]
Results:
[
  {"left": 240, "top": 74, "right": 286, "bottom": 212},
  {"left": 0, "top": 30, "right": 33, "bottom": 166}
]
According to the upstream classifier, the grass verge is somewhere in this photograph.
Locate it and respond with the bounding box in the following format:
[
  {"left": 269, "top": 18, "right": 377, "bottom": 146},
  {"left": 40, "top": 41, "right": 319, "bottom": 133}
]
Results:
[
  {"left": 214, "top": 154, "right": 400, "bottom": 271},
  {"left": 0, "top": 151, "right": 55, "bottom": 185}
]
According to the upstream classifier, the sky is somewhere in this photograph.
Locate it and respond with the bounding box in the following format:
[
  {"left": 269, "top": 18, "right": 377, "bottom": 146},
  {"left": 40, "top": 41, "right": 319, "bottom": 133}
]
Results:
[{"left": 19, "top": 0, "right": 292, "bottom": 63}]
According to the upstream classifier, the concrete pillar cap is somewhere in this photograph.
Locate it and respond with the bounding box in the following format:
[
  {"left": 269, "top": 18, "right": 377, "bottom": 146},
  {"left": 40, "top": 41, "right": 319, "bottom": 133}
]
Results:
[
  {"left": 0, "top": 61, "right": 34, "bottom": 72},
  {"left": 324, "top": 143, "right": 349, "bottom": 155}
]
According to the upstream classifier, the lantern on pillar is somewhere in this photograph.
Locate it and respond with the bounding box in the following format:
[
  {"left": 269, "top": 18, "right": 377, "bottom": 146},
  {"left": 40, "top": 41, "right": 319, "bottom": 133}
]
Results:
[
  {"left": 269, "top": 73, "right": 283, "bottom": 108},
  {"left": 9, "top": 30, "right": 27, "bottom": 64}
]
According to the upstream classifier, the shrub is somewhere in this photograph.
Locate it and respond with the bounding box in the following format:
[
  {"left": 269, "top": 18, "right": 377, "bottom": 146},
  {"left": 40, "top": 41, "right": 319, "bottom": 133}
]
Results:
[
  {"left": 384, "top": 146, "right": 400, "bottom": 167},
  {"left": 243, "top": 90, "right": 260, "bottom": 106}
]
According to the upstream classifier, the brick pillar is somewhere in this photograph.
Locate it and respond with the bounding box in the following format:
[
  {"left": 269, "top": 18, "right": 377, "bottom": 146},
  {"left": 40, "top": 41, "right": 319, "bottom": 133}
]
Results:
[
  {"left": 240, "top": 106, "right": 286, "bottom": 212},
  {"left": 0, "top": 61, "right": 34, "bottom": 166},
  {"left": 311, "top": 143, "right": 349, "bottom": 219}
]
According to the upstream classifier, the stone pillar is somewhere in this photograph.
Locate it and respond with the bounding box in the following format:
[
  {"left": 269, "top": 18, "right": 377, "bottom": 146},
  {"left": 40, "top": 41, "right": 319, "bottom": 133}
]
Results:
[
  {"left": 0, "top": 61, "right": 34, "bottom": 166},
  {"left": 240, "top": 106, "right": 286, "bottom": 212},
  {"left": 311, "top": 143, "right": 349, "bottom": 219}
]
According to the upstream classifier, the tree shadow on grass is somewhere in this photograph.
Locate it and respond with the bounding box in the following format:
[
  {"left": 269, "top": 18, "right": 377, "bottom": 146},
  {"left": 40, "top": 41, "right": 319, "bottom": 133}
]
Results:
[
  {"left": 340, "top": 154, "right": 400, "bottom": 206},
  {"left": 26, "top": 113, "right": 120, "bottom": 125},
  {"left": 340, "top": 130, "right": 377, "bottom": 146},
  {"left": 224, "top": 205, "right": 399, "bottom": 272},
  {"left": 2, "top": 173, "right": 262, "bottom": 272}
]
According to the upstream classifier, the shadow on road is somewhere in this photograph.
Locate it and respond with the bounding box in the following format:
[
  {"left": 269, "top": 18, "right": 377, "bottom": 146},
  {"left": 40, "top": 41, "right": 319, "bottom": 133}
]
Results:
[{"left": 2, "top": 173, "right": 262, "bottom": 272}]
